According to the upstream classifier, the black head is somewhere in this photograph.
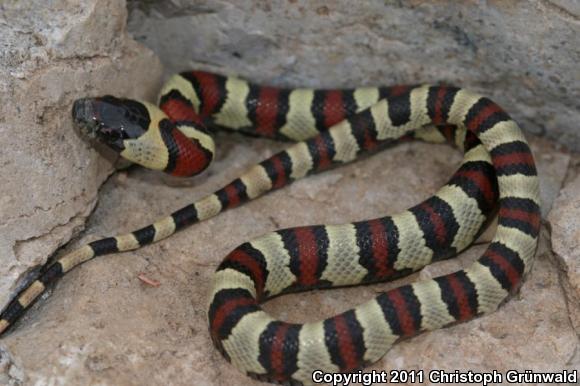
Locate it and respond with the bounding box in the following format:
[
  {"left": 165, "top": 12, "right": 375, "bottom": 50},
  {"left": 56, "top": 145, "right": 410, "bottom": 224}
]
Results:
[{"left": 72, "top": 96, "right": 151, "bottom": 152}]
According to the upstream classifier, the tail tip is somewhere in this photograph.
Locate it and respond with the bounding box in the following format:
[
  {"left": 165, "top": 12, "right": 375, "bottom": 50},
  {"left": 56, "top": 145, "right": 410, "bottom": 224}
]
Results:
[{"left": 0, "top": 319, "right": 10, "bottom": 336}]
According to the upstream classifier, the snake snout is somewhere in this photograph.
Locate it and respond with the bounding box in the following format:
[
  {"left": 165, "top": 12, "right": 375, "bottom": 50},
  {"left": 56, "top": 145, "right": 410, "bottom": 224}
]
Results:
[{"left": 72, "top": 98, "right": 99, "bottom": 138}]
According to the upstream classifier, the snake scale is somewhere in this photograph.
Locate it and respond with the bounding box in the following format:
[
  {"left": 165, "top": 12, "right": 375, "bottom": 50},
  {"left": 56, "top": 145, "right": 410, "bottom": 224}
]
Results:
[{"left": 0, "top": 70, "right": 540, "bottom": 385}]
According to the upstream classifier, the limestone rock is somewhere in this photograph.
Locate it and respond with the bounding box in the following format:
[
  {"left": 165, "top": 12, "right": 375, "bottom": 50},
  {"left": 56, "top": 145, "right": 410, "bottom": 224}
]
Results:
[
  {"left": 127, "top": 0, "right": 580, "bottom": 151},
  {"left": 548, "top": 171, "right": 580, "bottom": 333},
  {"left": 1, "top": 1, "right": 578, "bottom": 385},
  {"left": 0, "top": 0, "right": 163, "bottom": 314},
  {"left": 1, "top": 135, "right": 576, "bottom": 385}
]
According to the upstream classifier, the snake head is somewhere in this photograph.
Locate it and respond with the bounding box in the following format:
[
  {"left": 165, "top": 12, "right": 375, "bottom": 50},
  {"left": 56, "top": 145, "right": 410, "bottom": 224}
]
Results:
[{"left": 72, "top": 96, "right": 151, "bottom": 152}]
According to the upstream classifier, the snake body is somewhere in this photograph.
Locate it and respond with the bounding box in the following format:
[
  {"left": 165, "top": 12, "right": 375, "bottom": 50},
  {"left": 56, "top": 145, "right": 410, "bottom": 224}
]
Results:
[{"left": 0, "top": 71, "right": 539, "bottom": 385}]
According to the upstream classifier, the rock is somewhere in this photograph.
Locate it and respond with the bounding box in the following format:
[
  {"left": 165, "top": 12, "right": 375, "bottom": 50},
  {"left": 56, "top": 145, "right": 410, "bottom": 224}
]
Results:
[
  {"left": 532, "top": 139, "right": 571, "bottom": 217},
  {"left": 1, "top": 134, "right": 577, "bottom": 385},
  {"left": 548, "top": 170, "right": 580, "bottom": 333},
  {"left": 1, "top": 1, "right": 578, "bottom": 384},
  {"left": 127, "top": 0, "right": 580, "bottom": 151},
  {"left": 0, "top": 0, "right": 163, "bottom": 315}
]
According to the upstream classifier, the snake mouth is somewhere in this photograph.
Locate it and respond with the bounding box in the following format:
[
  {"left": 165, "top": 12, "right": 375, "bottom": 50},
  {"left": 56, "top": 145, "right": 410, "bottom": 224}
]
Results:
[
  {"left": 72, "top": 98, "right": 112, "bottom": 150},
  {"left": 72, "top": 98, "right": 100, "bottom": 139}
]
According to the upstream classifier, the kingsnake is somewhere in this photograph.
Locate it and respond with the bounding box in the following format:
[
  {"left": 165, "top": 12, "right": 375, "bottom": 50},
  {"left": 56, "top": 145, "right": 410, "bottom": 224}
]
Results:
[{"left": 0, "top": 71, "right": 540, "bottom": 385}]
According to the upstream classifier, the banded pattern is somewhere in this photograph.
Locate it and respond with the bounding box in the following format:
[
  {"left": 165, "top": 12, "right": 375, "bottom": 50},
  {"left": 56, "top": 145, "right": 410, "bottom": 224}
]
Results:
[
  {"left": 0, "top": 72, "right": 538, "bottom": 386},
  {"left": 206, "top": 84, "right": 539, "bottom": 384},
  {"left": 0, "top": 73, "right": 456, "bottom": 334}
]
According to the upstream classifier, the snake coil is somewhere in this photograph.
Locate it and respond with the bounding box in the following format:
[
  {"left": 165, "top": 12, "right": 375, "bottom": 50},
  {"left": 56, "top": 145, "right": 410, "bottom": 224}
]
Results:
[{"left": 1, "top": 71, "right": 539, "bottom": 385}]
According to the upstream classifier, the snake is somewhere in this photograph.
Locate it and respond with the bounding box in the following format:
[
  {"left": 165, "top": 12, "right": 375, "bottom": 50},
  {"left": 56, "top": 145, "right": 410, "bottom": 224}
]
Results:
[{"left": 0, "top": 70, "right": 539, "bottom": 385}]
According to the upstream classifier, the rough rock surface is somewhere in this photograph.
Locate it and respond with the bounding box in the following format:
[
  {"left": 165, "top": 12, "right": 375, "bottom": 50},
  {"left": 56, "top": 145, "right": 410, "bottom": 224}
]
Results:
[
  {"left": 1, "top": 134, "right": 576, "bottom": 385},
  {"left": 127, "top": 0, "right": 580, "bottom": 151},
  {"left": 0, "top": 0, "right": 163, "bottom": 312},
  {"left": 1, "top": 1, "right": 579, "bottom": 385},
  {"left": 548, "top": 168, "right": 580, "bottom": 333}
]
